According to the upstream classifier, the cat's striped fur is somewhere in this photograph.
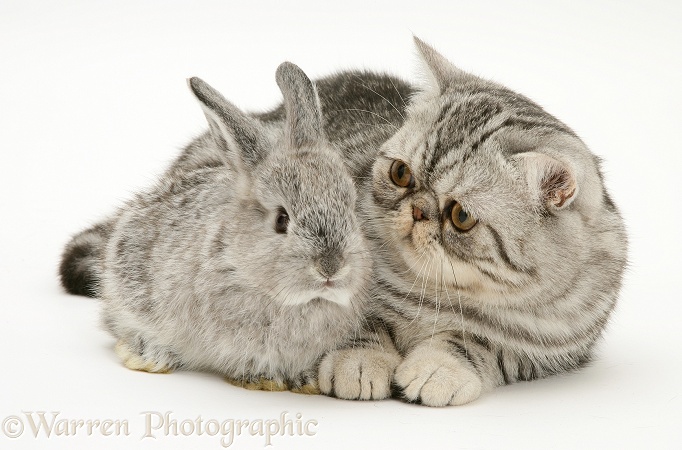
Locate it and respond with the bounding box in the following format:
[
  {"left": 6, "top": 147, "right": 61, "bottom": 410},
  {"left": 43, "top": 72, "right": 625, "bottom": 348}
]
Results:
[{"left": 319, "top": 38, "right": 627, "bottom": 406}]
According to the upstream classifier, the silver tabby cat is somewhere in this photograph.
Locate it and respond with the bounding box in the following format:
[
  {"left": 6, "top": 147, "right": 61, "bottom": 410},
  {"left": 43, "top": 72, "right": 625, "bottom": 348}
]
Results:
[{"left": 317, "top": 37, "right": 627, "bottom": 406}]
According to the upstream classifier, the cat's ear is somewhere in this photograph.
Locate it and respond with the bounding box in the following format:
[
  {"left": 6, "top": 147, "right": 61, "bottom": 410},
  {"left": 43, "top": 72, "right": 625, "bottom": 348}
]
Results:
[
  {"left": 413, "top": 35, "right": 471, "bottom": 95},
  {"left": 276, "top": 61, "right": 326, "bottom": 149},
  {"left": 188, "top": 77, "right": 268, "bottom": 174},
  {"left": 515, "top": 152, "right": 579, "bottom": 210}
]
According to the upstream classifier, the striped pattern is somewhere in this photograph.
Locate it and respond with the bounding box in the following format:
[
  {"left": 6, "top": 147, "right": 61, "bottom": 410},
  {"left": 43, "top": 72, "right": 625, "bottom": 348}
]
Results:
[{"left": 322, "top": 54, "right": 628, "bottom": 404}]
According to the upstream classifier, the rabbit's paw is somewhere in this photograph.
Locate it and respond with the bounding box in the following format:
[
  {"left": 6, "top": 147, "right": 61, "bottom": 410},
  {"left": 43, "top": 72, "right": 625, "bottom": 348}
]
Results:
[
  {"left": 225, "top": 377, "right": 288, "bottom": 392},
  {"left": 394, "top": 348, "right": 481, "bottom": 407},
  {"left": 290, "top": 384, "right": 321, "bottom": 395},
  {"left": 289, "top": 371, "right": 320, "bottom": 395},
  {"left": 114, "top": 339, "right": 176, "bottom": 374},
  {"left": 318, "top": 348, "right": 401, "bottom": 400}
]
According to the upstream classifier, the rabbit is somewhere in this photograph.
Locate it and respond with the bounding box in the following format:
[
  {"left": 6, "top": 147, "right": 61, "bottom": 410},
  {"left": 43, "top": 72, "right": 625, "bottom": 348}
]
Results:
[{"left": 98, "top": 62, "right": 372, "bottom": 392}]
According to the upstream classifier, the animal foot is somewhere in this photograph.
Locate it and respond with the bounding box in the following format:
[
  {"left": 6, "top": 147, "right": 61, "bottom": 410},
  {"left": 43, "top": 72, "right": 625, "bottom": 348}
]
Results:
[
  {"left": 318, "top": 348, "right": 401, "bottom": 400},
  {"left": 114, "top": 339, "right": 175, "bottom": 374},
  {"left": 394, "top": 348, "right": 481, "bottom": 406}
]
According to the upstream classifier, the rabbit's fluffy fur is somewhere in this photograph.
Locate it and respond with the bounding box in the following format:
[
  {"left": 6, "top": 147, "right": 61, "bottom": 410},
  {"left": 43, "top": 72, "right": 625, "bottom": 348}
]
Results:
[{"left": 83, "top": 63, "right": 371, "bottom": 390}]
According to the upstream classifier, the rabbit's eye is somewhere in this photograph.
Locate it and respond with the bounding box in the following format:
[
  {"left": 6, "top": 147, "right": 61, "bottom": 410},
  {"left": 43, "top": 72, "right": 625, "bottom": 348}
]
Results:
[{"left": 275, "top": 208, "right": 289, "bottom": 234}]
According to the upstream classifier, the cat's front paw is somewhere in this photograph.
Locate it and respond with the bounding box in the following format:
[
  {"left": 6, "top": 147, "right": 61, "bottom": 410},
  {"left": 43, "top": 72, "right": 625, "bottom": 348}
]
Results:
[
  {"left": 394, "top": 348, "right": 481, "bottom": 406},
  {"left": 318, "top": 348, "right": 401, "bottom": 400}
]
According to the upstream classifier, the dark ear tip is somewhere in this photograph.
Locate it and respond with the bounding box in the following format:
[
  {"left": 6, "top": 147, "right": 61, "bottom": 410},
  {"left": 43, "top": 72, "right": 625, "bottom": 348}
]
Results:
[{"left": 187, "top": 77, "right": 204, "bottom": 93}]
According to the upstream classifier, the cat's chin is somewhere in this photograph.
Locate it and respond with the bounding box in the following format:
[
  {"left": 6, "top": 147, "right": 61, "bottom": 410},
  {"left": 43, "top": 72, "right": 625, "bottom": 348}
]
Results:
[{"left": 395, "top": 244, "right": 499, "bottom": 297}]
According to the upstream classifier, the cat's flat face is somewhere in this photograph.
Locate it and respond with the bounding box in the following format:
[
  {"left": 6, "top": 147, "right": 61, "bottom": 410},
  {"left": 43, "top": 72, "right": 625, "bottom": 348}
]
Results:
[
  {"left": 370, "top": 92, "right": 540, "bottom": 297},
  {"left": 363, "top": 68, "right": 606, "bottom": 311},
  {"left": 363, "top": 38, "right": 626, "bottom": 312}
]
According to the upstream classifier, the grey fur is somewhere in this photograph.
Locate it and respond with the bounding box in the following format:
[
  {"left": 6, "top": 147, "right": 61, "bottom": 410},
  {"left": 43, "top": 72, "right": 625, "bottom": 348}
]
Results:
[
  {"left": 59, "top": 39, "right": 622, "bottom": 405},
  {"left": 59, "top": 70, "right": 412, "bottom": 302},
  {"left": 65, "top": 63, "right": 373, "bottom": 388},
  {"left": 319, "top": 37, "right": 627, "bottom": 406}
]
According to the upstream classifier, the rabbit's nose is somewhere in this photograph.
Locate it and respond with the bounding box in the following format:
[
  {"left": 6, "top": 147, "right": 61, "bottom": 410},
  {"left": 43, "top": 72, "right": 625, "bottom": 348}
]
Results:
[{"left": 315, "top": 253, "right": 344, "bottom": 279}]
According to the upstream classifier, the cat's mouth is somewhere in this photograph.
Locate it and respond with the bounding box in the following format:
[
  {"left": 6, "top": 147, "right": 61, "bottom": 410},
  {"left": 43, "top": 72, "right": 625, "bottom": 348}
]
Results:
[{"left": 408, "top": 220, "right": 441, "bottom": 250}]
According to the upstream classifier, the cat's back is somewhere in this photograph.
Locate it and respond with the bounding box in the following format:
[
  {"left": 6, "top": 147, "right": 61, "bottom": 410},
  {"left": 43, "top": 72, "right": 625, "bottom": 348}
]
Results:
[{"left": 258, "top": 70, "right": 415, "bottom": 180}]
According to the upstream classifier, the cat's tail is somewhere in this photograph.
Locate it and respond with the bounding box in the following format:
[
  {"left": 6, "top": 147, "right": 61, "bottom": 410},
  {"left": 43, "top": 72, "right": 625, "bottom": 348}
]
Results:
[{"left": 59, "top": 220, "right": 113, "bottom": 298}]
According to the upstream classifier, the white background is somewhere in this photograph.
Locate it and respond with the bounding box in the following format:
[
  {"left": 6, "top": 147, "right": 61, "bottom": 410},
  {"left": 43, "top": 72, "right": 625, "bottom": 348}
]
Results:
[{"left": 1, "top": 1, "right": 681, "bottom": 448}]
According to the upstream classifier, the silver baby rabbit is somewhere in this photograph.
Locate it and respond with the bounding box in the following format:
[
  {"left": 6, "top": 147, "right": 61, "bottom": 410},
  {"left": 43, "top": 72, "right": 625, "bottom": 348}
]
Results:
[{"left": 100, "top": 62, "right": 372, "bottom": 392}]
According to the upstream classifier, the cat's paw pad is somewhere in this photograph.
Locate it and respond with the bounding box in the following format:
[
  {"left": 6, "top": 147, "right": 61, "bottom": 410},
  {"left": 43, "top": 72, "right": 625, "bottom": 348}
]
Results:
[
  {"left": 394, "top": 349, "right": 481, "bottom": 406},
  {"left": 225, "top": 377, "right": 288, "bottom": 392},
  {"left": 318, "top": 348, "right": 401, "bottom": 400},
  {"left": 114, "top": 340, "right": 173, "bottom": 374}
]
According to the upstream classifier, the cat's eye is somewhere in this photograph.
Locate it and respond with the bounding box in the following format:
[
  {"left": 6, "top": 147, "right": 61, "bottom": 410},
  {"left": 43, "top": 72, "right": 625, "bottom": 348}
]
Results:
[
  {"left": 389, "top": 160, "right": 415, "bottom": 188},
  {"left": 275, "top": 208, "right": 289, "bottom": 234},
  {"left": 450, "top": 202, "right": 477, "bottom": 232}
]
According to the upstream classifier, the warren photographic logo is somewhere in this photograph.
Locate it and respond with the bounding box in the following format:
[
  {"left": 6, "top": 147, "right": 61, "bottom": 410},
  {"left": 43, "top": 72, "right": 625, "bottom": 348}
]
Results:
[{"left": 2, "top": 411, "right": 318, "bottom": 447}]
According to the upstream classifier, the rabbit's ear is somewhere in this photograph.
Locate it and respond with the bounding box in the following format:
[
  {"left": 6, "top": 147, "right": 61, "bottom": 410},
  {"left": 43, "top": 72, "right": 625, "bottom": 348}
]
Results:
[
  {"left": 276, "top": 62, "right": 326, "bottom": 149},
  {"left": 188, "top": 77, "right": 268, "bottom": 173}
]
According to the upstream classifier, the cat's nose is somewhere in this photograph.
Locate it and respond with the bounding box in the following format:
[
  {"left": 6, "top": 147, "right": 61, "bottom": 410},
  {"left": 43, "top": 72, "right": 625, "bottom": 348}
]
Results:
[{"left": 413, "top": 205, "right": 428, "bottom": 221}]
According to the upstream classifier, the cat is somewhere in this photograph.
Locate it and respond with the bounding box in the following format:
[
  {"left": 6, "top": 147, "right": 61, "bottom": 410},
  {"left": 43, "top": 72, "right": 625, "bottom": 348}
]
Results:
[{"left": 318, "top": 37, "right": 628, "bottom": 406}]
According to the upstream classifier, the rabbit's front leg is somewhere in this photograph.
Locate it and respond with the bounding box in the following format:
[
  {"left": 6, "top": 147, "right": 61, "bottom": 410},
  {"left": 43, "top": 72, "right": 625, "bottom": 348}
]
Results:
[
  {"left": 225, "top": 376, "right": 288, "bottom": 392},
  {"left": 288, "top": 369, "right": 321, "bottom": 395},
  {"left": 225, "top": 370, "right": 320, "bottom": 394}
]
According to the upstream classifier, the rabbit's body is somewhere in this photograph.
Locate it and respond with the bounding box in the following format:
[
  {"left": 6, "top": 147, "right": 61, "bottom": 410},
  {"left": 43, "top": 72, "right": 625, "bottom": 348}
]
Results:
[
  {"left": 84, "top": 64, "right": 372, "bottom": 389},
  {"left": 104, "top": 166, "right": 365, "bottom": 386}
]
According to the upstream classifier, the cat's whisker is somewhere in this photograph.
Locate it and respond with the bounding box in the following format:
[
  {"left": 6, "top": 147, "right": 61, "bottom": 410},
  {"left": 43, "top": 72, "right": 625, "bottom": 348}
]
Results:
[
  {"left": 373, "top": 232, "right": 401, "bottom": 252},
  {"left": 409, "top": 254, "right": 435, "bottom": 326},
  {"left": 401, "top": 247, "right": 431, "bottom": 278},
  {"left": 447, "top": 258, "right": 468, "bottom": 359},
  {"left": 334, "top": 108, "right": 399, "bottom": 130},
  {"left": 350, "top": 122, "right": 398, "bottom": 131},
  {"left": 429, "top": 256, "right": 443, "bottom": 344},
  {"left": 352, "top": 75, "right": 405, "bottom": 121},
  {"left": 388, "top": 77, "right": 409, "bottom": 109},
  {"left": 398, "top": 250, "right": 430, "bottom": 308}
]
